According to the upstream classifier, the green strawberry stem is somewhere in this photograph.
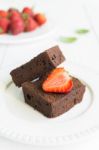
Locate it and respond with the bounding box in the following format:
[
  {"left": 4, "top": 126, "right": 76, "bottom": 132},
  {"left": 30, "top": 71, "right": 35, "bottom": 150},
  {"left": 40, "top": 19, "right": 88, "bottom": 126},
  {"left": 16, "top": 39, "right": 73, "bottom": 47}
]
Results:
[{"left": 22, "top": 13, "right": 29, "bottom": 20}]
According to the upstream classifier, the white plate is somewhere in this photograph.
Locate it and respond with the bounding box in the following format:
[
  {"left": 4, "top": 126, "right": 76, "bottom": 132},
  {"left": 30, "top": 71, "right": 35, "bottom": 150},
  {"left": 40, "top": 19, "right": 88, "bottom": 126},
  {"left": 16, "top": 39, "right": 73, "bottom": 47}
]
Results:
[
  {"left": 0, "top": 62, "right": 99, "bottom": 146},
  {"left": 0, "top": 0, "right": 56, "bottom": 44},
  {"left": 0, "top": 18, "right": 56, "bottom": 44}
]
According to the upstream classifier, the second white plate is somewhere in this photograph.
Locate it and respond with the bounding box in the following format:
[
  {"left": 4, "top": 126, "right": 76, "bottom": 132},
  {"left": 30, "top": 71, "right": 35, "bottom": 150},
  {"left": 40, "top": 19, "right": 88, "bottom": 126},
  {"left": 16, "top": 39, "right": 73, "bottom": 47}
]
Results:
[{"left": 0, "top": 18, "right": 56, "bottom": 44}]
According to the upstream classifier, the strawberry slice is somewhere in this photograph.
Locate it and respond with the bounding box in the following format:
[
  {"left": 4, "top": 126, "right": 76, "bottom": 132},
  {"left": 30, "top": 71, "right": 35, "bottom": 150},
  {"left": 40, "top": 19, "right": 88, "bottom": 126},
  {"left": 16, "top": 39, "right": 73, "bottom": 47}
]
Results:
[{"left": 42, "top": 68, "right": 73, "bottom": 93}]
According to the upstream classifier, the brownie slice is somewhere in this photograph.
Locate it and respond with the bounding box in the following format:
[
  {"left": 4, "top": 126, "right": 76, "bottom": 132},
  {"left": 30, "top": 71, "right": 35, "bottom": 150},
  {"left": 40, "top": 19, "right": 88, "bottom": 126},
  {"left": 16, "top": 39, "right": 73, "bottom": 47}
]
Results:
[
  {"left": 10, "top": 46, "right": 65, "bottom": 87},
  {"left": 22, "top": 77, "right": 85, "bottom": 118}
]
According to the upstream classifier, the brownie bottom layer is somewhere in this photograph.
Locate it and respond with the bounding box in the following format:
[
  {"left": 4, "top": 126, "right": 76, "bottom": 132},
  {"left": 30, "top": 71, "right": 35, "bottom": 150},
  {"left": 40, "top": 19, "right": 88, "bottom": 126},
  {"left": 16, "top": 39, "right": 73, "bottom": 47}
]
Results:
[{"left": 22, "top": 77, "right": 85, "bottom": 118}]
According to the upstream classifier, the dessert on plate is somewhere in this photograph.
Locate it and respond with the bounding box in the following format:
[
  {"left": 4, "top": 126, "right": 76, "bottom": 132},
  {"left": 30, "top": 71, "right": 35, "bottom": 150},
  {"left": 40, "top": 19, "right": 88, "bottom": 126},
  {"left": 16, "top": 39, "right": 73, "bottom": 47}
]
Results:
[{"left": 10, "top": 45, "right": 85, "bottom": 118}]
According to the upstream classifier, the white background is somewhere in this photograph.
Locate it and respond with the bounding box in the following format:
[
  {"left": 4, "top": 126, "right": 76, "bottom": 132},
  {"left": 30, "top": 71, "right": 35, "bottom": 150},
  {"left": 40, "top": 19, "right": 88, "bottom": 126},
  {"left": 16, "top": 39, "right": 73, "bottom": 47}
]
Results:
[{"left": 0, "top": 0, "right": 99, "bottom": 149}]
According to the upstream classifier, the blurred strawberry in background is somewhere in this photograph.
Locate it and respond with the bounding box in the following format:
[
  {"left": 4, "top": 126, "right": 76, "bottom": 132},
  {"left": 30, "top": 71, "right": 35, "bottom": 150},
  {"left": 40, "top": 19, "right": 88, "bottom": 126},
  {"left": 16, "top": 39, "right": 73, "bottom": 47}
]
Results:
[
  {"left": 34, "top": 13, "right": 46, "bottom": 25},
  {"left": 22, "top": 7, "right": 34, "bottom": 17},
  {"left": 0, "top": 10, "right": 8, "bottom": 18},
  {"left": 0, "top": 18, "right": 10, "bottom": 34},
  {"left": 0, "top": 7, "right": 47, "bottom": 35}
]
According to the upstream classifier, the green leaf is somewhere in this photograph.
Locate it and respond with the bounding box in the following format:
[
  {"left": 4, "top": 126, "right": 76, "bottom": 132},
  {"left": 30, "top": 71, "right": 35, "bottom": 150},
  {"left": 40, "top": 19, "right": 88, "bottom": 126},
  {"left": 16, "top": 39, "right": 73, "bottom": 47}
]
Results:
[
  {"left": 76, "top": 29, "right": 89, "bottom": 34},
  {"left": 60, "top": 37, "right": 77, "bottom": 43}
]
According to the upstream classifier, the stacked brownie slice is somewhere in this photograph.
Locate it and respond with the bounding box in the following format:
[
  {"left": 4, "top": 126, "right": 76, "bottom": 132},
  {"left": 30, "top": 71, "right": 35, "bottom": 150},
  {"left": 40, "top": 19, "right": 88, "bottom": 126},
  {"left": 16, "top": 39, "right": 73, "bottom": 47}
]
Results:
[
  {"left": 10, "top": 46, "right": 85, "bottom": 118},
  {"left": 10, "top": 46, "right": 65, "bottom": 87}
]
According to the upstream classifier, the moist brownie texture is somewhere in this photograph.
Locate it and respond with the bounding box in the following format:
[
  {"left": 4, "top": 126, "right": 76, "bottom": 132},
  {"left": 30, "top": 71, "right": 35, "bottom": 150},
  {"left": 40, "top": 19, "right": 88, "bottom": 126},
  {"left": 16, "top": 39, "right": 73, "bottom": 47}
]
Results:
[
  {"left": 22, "top": 77, "right": 85, "bottom": 118},
  {"left": 10, "top": 46, "right": 65, "bottom": 87}
]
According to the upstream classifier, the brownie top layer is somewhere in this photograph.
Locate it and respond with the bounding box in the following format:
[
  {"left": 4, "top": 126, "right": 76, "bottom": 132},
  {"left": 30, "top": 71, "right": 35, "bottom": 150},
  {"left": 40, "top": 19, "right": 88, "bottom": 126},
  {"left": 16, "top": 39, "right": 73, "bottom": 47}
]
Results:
[
  {"left": 22, "top": 77, "right": 85, "bottom": 104},
  {"left": 10, "top": 45, "right": 65, "bottom": 87},
  {"left": 46, "top": 46, "right": 65, "bottom": 67}
]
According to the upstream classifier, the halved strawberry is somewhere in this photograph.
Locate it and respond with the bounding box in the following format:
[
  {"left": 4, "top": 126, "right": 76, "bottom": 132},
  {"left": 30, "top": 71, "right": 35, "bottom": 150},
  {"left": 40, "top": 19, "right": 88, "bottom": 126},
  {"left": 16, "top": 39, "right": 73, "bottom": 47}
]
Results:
[{"left": 42, "top": 68, "right": 73, "bottom": 93}]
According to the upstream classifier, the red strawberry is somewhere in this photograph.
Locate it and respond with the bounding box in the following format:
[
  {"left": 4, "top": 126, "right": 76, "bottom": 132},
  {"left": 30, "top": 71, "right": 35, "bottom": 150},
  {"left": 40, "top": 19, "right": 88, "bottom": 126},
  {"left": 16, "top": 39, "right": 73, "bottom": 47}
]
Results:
[
  {"left": 8, "top": 10, "right": 20, "bottom": 21},
  {"left": 10, "top": 17, "right": 24, "bottom": 35},
  {"left": 22, "top": 7, "right": 33, "bottom": 17},
  {"left": 0, "top": 10, "right": 8, "bottom": 18},
  {"left": 0, "top": 18, "right": 10, "bottom": 34},
  {"left": 42, "top": 68, "right": 73, "bottom": 93},
  {"left": 8, "top": 8, "right": 19, "bottom": 13},
  {"left": 21, "top": 12, "right": 29, "bottom": 20},
  {"left": 24, "top": 16, "right": 38, "bottom": 32},
  {"left": 34, "top": 13, "right": 46, "bottom": 25}
]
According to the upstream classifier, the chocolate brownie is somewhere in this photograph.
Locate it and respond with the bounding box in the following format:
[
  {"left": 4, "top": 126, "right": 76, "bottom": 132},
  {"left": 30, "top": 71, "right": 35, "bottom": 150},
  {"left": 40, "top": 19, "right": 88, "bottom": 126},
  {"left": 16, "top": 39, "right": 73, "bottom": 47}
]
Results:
[
  {"left": 10, "top": 46, "right": 65, "bottom": 87},
  {"left": 22, "top": 77, "right": 85, "bottom": 118}
]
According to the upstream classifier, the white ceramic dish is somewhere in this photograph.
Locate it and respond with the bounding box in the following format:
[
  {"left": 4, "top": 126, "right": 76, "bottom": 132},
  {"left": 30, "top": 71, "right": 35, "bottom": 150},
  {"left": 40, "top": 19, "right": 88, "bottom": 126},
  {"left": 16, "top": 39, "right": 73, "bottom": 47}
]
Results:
[
  {"left": 0, "top": 0, "right": 56, "bottom": 44},
  {"left": 0, "top": 62, "right": 99, "bottom": 146},
  {"left": 0, "top": 18, "right": 56, "bottom": 44}
]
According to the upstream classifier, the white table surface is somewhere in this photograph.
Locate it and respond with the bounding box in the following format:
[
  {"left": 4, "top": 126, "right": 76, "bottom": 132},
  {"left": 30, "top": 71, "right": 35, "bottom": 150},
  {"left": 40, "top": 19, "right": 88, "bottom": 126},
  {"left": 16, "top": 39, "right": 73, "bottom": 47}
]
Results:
[{"left": 0, "top": 0, "right": 99, "bottom": 149}]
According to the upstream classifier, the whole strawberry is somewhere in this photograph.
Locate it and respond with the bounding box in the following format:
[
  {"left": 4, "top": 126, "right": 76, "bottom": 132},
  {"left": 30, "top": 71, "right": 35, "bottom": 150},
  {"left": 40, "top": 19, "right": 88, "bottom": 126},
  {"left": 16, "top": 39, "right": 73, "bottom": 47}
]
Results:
[
  {"left": 34, "top": 13, "right": 46, "bottom": 25},
  {"left": 8, "top": 8, "right": 19, "bottom": 13},
  {"left": 10, "top": 17, "right": 24, "bottom": 35},
  {"left": 0, "top": 18, "right": 10, "bottom": 34},
  {"left": 8, "top": 9, "right": 20, "bottom": 21},
  {"left": 22, "top": 7, "right": 33, "bottom": 17},
  {"left": 0, "top": 10, "right": 8, "bottom": 18},
  {"left": 24, "top": 16, "right": 38, "bottom": 32}
]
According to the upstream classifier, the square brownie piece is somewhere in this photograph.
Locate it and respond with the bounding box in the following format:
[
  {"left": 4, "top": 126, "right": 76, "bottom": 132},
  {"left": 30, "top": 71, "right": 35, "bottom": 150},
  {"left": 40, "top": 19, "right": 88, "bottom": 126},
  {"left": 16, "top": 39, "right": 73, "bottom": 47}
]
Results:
[
  {"left": 10, "top": 46, "right": 65, "bottom": 87},
  {"left": 22, "top": 77, "right": 85, "bottom": 118}
]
